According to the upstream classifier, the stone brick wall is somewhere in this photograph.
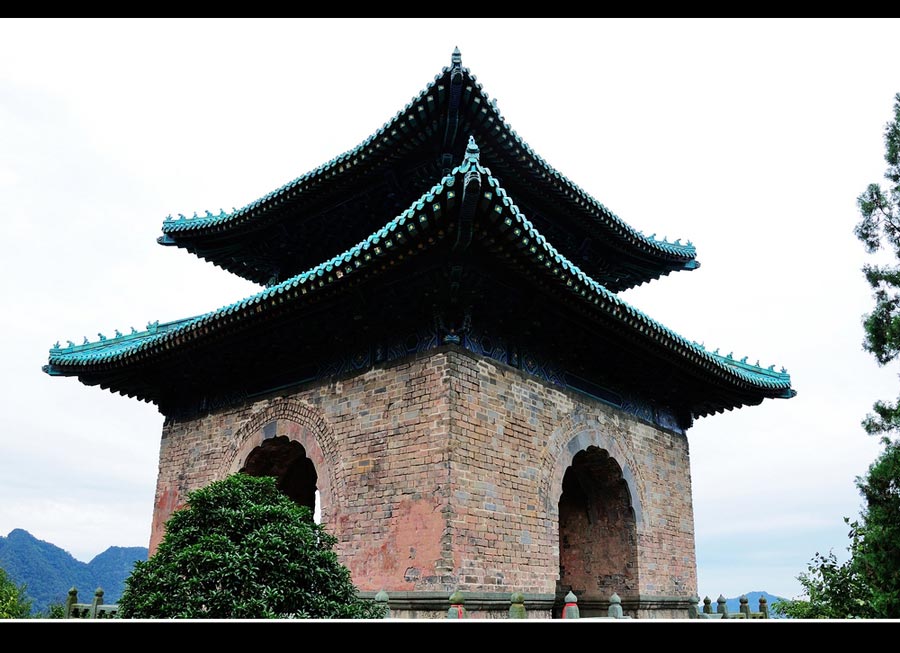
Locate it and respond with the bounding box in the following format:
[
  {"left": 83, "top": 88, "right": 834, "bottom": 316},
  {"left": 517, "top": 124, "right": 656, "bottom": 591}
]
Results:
[
  {"left": 443, "top": 348, "right": 697, "bottom": 604},
  {"left": 152, "top": 352, "right": 454, "bottom": 592},
  {"left": 150, "top": 345, "right": 697, "bottom": 615}
]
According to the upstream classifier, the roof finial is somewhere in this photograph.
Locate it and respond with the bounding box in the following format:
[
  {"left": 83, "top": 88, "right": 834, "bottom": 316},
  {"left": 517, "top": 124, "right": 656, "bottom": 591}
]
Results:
[
  {"left": 465, "top": 135, "right": 480, "bottom": 163},
  {"left": 452, "top": 46, "right": 462, "bottom": 67}
]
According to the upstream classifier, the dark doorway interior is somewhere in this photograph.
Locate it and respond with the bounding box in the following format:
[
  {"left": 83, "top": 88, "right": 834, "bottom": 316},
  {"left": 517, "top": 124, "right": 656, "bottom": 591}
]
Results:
[
  {"left": 556, "top": 446, "right": 637, "bottom": 615},
  {"left": 240, "top": 435, "right": 318, "bottom": 517}
]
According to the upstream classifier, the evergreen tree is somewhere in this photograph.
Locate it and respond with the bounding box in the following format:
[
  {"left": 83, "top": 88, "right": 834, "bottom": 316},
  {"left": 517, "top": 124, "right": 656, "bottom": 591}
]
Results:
[
  {"left": 855, "top": 92, "right": 900, "bottom": 433},
  {"left": 853, "top": 440, "right": 900, "bottom": 615},
  {"left": 852, "top": 93, "right": 900, "bottom": 618}
]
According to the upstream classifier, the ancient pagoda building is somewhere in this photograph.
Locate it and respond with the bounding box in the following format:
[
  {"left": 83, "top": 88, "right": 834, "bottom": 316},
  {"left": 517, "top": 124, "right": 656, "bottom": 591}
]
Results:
[{"left": 44, "top": 49, "right": 795, "bottom": 618}]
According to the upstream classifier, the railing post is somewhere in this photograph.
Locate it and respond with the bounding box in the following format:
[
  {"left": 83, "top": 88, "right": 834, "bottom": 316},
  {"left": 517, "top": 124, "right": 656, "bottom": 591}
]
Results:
[
  {"left": 608, "top": 592, "right": 624, "bottom": 619},
  {"left": 65, "top": 587, "right": 77, "bottom": 619},
  {"left": 739, "top": 595, "right": 750, "bottom": 617},
  {"left": 687, "top": 595, "right": 700, "bottom": 619},
  {"left": 91, "top": 588, "right": 104, "bottom": 619},
  {"left": 447, "top": 590, "right": 466, "bottom": 619},
  {"left": 508, "top": 592, "right": 526, "bottom": 619},
  {"left": 561, "top": 591, "right": 579, "bottom": 619},
  {"left": 758, "top": 595, "right": 769, "bottom": 619},
  {"left": 702, "top": 596, "right": 713, "bottom": 614},
  {"left": 374, "top": 589, "right": 390, "bottom": 619},
  {"left": 716, "top": 594, "right": 728, "bottom": 617}
]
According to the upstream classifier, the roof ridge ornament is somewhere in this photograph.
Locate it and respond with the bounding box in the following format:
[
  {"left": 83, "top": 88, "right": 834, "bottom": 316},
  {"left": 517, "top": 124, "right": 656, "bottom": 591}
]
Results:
[
  {"left": 465, "top": 135, "right": 480, "bottom": 164},
  {"left": 441, "top": 47, "right": 465, "bottom": 174},
  {"left": 453, "top": 138, "right": 482, "bottom": 258}
]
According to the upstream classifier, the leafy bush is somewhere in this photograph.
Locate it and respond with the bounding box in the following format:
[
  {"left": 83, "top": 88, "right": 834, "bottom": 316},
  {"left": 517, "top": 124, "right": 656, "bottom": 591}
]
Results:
[{"left": 118, "top": 474, "right": 382, "bottom": 619}]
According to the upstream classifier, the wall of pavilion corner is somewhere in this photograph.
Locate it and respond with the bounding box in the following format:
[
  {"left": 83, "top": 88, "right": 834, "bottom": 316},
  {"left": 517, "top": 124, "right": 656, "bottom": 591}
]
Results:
[
  {"left": 150, "top": 351, "right": 457, "bottom": 590},
  {"left": 627, "top": 415, "right": 698, "bottom": 602},
  {"left": 441, "top": 348, "right": 698, "bottom": 601}
]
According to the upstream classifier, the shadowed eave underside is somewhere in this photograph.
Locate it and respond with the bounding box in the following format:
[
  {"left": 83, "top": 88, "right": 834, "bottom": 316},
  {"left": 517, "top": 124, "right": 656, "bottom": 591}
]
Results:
[{"left": 46, "top": 139, "right": 793, "bottom": 420}]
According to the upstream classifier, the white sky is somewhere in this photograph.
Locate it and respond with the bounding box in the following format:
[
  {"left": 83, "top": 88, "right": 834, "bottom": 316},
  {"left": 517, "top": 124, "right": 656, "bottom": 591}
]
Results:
[{"left": 1, "top": 17, "right": 898, "bottom": 602}]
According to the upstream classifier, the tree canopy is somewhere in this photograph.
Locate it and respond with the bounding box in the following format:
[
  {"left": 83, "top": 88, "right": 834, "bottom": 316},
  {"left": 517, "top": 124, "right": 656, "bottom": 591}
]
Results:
[
  {"left": 0, "top": 565, "right": 31, "bottom": 619},
  {"left": 118, "top": 473, "right": 383, "bottom": 619},
  {"left": 855, "top": 93, "right": 900, "bottom": 433}
]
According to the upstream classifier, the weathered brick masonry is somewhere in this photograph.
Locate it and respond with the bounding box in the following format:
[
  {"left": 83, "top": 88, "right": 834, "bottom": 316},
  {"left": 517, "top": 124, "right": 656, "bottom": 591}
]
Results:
[{"left": 151, "top": 346, "right": 697, "bottom": 618}]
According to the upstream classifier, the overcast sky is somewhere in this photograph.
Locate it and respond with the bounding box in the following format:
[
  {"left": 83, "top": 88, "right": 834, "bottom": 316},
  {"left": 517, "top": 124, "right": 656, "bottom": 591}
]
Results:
[{"left": 2, "top": 18, "right": 898, "bottom": 602}]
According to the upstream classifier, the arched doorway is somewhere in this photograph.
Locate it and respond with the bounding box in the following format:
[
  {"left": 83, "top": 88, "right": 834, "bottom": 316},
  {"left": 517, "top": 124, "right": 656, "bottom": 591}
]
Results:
[
  {"left": 240, "top": 435, "right": 320, "bottom": 521},
  {"left": 556, "top": 445, "right": 638, "bottom": 614}
]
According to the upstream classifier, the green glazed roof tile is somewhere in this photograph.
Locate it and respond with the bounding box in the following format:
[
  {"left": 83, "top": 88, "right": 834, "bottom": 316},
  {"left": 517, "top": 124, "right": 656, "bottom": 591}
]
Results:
[{"left": 49, "top": 150, "right": 792, "bottom": 405}]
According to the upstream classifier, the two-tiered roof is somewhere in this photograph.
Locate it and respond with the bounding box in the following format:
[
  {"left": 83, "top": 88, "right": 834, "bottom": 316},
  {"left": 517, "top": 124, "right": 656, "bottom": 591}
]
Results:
[{"left": 44, "top": 49, "right": 794, "bottom": 428}]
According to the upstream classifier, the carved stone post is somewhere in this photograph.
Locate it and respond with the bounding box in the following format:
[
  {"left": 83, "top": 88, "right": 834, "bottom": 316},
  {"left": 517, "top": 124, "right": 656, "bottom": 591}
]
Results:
[
  {"left": 687, "top": 595, "right": 700, "bottom": 619},
  {"left": 65, "top": 587, "right": 77, "bottom": 619},
  {"left": 608, "top": 593, "right": 624, "bottom": 619},
  {"left": 447, "top": 590, "right": 466, "bottom": 619},
  {"left": 716, "top": 594, "right": 728, "bottom": 617},
  {"left": 374, "top": 589, "right": 390, "bottom": 619},
  {"left": 561, "top": 591, "right": 579, "bottom": 619},
  {"left": 508, "top": 592, "right": 526, "bottom": 619},
  {"left": 91, "top": 587, "right": 104, "bottom": 619}
]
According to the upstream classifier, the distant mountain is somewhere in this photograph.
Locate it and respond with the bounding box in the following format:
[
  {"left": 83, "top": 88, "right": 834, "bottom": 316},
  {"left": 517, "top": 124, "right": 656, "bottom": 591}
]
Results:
[
  {"left": 723, "top": 591, "right": 789, "bottom": 616},
  {"left": 0, "top": 529, "right": 147, "bottom": 615}
]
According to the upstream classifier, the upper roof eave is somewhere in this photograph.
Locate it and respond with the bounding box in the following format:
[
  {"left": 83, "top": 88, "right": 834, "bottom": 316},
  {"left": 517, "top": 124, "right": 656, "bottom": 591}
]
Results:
[{"left": 156, "top": 51, "right": 698, "bottom": 288}]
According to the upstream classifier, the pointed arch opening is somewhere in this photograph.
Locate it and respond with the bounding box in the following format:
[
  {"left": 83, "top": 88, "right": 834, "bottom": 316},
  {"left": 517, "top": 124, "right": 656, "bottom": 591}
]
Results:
[{"left": 556, "top": 445, "right": 638, "bottom": 614}]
